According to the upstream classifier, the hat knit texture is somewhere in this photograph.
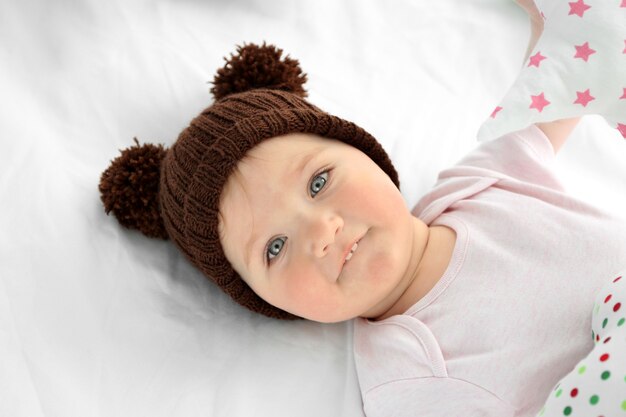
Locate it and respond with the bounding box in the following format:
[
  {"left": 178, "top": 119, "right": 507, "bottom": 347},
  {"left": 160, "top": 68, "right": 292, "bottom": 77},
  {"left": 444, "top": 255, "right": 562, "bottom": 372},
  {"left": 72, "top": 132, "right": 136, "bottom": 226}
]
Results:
[{"left": 99, "top": 42, "right": 399, "bottom": 320}]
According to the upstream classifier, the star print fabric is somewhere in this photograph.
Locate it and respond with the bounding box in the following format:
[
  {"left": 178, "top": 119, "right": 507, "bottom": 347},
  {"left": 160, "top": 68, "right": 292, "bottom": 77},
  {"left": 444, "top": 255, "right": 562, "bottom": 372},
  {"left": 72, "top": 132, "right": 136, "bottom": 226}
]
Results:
[
  {"left": 478, "top": 0, "right": 626, "bottom": 142},
  {"left": 537, "top": 273, "right": 626, "bottom": 417}
]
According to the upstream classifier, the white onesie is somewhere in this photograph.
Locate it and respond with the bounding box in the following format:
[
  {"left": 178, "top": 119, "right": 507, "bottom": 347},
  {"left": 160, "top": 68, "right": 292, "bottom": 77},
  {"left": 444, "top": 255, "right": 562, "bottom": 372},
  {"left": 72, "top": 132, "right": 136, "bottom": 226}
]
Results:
[{"left": 353, "top": 124, "right": 626, "bottom": 416}]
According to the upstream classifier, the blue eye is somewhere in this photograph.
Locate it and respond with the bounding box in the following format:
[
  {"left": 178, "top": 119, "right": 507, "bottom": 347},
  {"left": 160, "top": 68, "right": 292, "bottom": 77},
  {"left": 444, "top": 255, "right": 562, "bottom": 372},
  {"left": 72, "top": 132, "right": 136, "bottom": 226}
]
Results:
[
  {"left": 264, "top": 168, "right": 332, "bottom": 266},
  {"left": 309, "top": 170, "right": 329, "bottom": 197},
  {"left": 266, "top": 237, "right": 286, "bottom": 264}
]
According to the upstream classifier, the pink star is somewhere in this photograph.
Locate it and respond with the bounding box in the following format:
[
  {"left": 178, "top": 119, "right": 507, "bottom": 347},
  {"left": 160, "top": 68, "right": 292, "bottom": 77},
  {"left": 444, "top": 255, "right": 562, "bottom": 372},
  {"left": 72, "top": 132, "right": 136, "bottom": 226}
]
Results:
[
  {"left": 569, "top": 0, "right": 591, "bottom": 17},
  {"left": 620, "top": 88, "right": 626, "bottom": 100},
  {"left": 490, "top": 106, "right": 503, "bottom": 118},
  {"left": 617, "top": 124, "right": 626, "bottom": 139},
  {"left": 574, "top": 89, "right": 595, "bottom": 107},
  {"left": 623, "top": 40, "right": 626, "bottom": 54},
  {"left": 574, "top": 42, "right": 596, "bottom": 62},
  {"left": 621, "top": 0, "right": 626, "bottom": 7},
  {"left": 530, "top": 93, "right": 550, "bottom": 112},
  {"left": 528, "top": 51, "right": 547, "bottom": 67}
]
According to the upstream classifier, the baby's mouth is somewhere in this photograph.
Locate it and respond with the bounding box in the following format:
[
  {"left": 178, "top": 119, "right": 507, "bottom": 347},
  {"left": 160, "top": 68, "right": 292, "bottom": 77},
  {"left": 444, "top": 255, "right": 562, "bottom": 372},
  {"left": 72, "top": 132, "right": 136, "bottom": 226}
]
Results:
[
  {"left": 338, "top": 232, "right": 367, "bottom": 279},
  {"left": 343, "top": 241, "right": 359, "bottom": 264}
]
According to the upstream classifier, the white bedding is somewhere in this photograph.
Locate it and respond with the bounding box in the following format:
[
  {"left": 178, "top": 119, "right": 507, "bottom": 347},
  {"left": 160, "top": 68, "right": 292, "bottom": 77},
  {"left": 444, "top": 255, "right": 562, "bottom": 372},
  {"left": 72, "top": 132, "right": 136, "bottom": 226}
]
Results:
[{"left": 1, "top": 1, "right": 625, "bottom": 416}]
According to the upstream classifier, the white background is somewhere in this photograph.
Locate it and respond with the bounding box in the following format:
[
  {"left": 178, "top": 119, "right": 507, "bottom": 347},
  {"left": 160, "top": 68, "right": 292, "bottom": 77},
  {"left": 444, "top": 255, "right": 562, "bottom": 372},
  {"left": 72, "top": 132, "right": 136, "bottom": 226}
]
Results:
[{"left": 1, "top": 1, "right": 625, "bottom": 416}]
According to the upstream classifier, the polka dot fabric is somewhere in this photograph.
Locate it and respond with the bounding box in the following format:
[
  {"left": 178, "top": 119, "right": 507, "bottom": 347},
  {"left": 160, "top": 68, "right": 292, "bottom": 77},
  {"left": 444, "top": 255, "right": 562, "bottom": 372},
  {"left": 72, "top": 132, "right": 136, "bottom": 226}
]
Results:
[
  {"left": 478, "top": 0, "right": 626, "bottom": 142},
  {"left": 537, "top": 273, "right": 626, "bottom": 417}
]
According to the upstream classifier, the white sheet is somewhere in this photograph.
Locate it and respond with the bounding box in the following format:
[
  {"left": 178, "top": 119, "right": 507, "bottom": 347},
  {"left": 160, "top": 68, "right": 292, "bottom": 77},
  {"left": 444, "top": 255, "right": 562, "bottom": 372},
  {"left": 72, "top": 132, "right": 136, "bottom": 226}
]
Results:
[{"left": 2, "top": 1, "right": 625, "bottom": 416}]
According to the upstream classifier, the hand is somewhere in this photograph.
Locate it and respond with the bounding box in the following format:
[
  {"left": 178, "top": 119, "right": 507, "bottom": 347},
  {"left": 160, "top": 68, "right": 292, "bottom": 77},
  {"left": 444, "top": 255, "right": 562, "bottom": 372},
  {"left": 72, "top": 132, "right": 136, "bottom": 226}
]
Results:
[
  {"left": 514, "top": 0, "right": 544, "bottom": 64},
  {"left": 514, "top": 0, "right": 542, "bottom": 23},
  {"left": 514, "top": 1, "right": 581, "bottom": 151}
]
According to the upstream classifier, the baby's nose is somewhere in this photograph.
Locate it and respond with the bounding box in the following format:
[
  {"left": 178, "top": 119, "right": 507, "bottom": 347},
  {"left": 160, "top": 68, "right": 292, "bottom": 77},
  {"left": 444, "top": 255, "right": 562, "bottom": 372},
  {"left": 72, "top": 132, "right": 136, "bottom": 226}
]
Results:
[{"left": 310, "top": 214, "right": 343, "bottom": 258}]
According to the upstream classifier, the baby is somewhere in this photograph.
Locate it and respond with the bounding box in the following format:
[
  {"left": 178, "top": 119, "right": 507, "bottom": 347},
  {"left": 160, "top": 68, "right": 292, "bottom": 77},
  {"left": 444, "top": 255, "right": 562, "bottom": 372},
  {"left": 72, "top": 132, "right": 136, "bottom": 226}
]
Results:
[
  {"left": 217, "top": 129, "right": 437, "bottom": 323},
  {"left": 99, "top": 4, "right": 626, "bottom": 416}
]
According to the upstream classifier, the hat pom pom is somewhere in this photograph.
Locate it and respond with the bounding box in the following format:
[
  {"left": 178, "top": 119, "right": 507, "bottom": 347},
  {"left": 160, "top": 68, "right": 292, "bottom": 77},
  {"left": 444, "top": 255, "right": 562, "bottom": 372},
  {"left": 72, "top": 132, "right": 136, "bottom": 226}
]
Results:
[
  {"left": 210, "top": 41, "right": 308, "bottom": 100},
  {"left": 99, "top": 138, "right": 169, "bottom": 240}
]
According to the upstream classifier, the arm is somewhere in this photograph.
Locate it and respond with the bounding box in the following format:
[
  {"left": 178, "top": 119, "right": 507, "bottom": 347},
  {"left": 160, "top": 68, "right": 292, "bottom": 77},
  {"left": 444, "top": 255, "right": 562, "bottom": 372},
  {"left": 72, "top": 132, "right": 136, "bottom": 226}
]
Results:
[
  {"left": 535, "top": 117, "right": 581, "bottom": 154},
  {"left": 515, "top": 0, "right": 581, "bottom": 154}
]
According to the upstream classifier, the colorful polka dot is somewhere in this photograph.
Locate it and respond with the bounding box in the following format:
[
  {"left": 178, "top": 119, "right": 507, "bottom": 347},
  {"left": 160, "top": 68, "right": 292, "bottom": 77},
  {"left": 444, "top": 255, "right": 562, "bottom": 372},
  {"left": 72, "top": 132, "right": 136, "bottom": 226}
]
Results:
[{"left": 537, "top": 273, "right": 626, "bottom": 417}]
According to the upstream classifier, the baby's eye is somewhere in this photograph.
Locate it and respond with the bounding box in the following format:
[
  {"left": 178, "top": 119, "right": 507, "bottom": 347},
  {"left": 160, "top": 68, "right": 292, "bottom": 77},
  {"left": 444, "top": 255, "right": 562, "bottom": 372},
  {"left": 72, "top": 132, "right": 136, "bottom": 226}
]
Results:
[
  {"left": 266, "top": 237, "right": 286, "bottom": 264},
  {"left": 309, "top": 170, "right": 329, "bottom": 197}
]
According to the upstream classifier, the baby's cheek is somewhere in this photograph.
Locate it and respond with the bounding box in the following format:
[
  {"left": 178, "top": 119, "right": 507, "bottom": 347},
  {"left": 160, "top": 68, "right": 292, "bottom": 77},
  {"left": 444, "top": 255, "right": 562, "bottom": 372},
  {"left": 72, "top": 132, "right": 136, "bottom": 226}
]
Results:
[
  {"left": 281, "top": 272, "right": 337, "bottom": 319},
  {"left": 362, "top": 237, "right": 407, "bottom": 301},
  {"left": 341, "top": 168, "right": 410, "bottom": 231}
]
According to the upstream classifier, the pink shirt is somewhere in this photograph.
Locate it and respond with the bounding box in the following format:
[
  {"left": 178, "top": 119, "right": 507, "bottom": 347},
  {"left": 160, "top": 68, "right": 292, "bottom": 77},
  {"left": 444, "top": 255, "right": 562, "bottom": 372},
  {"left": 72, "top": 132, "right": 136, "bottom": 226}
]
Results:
[{"left": 353, "top": 125, "right": 626, "bottom": 416}]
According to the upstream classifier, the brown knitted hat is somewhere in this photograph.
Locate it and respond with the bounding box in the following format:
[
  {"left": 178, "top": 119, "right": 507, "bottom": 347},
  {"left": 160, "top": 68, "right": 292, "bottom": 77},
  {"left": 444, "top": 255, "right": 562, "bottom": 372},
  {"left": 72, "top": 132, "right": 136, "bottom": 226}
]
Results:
[{"left": 99, "top": 42, "right": 399, "bottom": 320}]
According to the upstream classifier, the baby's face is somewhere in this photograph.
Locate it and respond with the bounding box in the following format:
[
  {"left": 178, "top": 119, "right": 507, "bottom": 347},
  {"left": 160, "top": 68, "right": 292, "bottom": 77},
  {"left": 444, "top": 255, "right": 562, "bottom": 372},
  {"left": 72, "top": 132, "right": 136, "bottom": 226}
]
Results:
[{"left": 218, "top": 133, "right": 418, "bottom": 323}]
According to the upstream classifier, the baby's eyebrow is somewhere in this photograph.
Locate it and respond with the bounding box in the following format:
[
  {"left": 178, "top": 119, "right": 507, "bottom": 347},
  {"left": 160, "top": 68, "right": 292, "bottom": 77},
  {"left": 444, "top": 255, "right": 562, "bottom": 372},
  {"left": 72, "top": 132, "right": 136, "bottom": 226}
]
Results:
[
  {"left": 244, "top": 229, "right": 260, "bottom": 269},
  {"left": 288, "top": 151, "right": 317, "bottom": 178}
]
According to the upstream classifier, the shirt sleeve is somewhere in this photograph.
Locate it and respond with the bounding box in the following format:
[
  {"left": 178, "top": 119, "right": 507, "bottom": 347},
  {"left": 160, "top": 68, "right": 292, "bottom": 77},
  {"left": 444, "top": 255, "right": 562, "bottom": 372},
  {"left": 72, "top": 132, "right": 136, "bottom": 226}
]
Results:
[
  {"left": 363, "top": 377, "right": 516, "bottom": 417},
  {"left": 443, "top": 124, "right": 563, "bottom": 190},
  {"left": 412, "top": 124, "right": 565, "bottom": 221}
]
